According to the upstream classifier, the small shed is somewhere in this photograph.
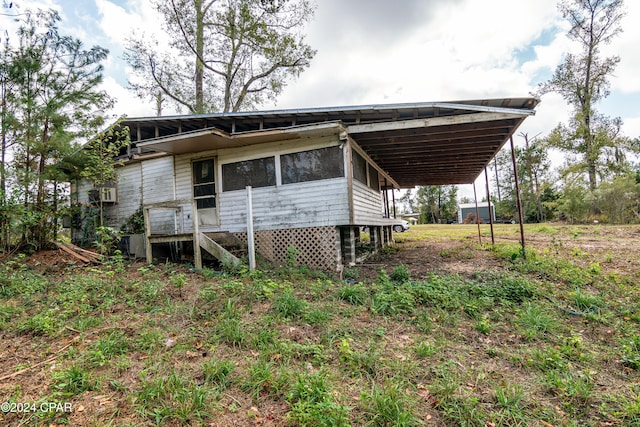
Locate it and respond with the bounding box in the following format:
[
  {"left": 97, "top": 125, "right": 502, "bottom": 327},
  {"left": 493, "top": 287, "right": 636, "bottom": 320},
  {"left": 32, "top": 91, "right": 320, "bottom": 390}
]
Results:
[{"left": 458, "top": 202, "right": 496, "bottom": 224}]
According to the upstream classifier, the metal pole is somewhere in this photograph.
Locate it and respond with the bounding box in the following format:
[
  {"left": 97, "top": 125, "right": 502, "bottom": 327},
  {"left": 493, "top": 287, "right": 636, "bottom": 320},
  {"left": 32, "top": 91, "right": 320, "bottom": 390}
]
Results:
[
  {"left": 510, "top": 137, "right": 526, "bottom": 259},
  {"left": 392, "top": 188, "right": 396, "bottom": 219},
  {"left": 484, "top": 168, "right": 495, "bottom": 246},
  {"left": 473, "top": 182, "right": 481, "bottom": 244},
  {"left": 246, "top": 186, "right": 256, "bottom": 270},
  {"left": 494, "top": 156, "right": 502, "bottom": 202},
  {"left": 383, "top": 178, "right": 389, "bottom": 218}
]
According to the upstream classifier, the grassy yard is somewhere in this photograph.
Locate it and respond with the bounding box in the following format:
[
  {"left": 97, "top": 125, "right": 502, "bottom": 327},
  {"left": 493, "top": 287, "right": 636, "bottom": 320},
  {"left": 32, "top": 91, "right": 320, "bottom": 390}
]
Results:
[{"left": 1, "top": 224, "right": 639, "bottom": 426}]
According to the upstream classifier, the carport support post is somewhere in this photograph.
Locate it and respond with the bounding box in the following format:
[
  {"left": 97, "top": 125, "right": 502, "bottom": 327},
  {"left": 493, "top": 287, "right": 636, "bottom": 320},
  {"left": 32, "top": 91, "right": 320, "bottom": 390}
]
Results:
[
  {"left": 392, "top": 189, "right": 396, "bottom": 219},
  {"left": 510, "top": 137, "right": 526, "bottom": 259},
  {"left": 473, "top": 182, "right": 482, "bottom": 244},
  {"left": 246, "top": 186, "right": 256, "bottom": 271},
  {"left": 484, "top": 167, "right": 495, "bottom": 246},
  {"left": 383, "top": 178, "right": 390, "bottom": 218}
]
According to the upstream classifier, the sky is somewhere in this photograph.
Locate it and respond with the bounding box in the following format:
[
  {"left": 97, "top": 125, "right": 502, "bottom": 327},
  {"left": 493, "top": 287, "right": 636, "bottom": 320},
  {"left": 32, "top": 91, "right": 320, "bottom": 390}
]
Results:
[{"left": 3, "top": 0, "right": 640, "bottom": 195}]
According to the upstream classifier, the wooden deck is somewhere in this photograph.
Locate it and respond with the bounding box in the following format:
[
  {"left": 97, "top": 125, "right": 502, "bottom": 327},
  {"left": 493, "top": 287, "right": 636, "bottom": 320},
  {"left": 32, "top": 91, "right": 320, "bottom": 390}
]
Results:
[{"left": 147, "top": 233, "right": 195, "bottom": 244}]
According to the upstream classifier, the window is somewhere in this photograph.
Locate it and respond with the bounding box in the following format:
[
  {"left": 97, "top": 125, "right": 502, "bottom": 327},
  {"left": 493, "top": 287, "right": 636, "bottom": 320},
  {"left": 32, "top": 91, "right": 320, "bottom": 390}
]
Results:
[
  {"left": 281, "top": 146, "right": 344, "bottom": 184},
  {"left": 368, "top": 164, "right": 380, "bottom": 191},
  {"left": 222, "top": 157, "right": 276, "bottom": 192},
  {"left": 352, "top": 149, "right": 367, "bottom": 184},
  {"left": 193, "top": 159, "right": 216, "bottom": 209}
]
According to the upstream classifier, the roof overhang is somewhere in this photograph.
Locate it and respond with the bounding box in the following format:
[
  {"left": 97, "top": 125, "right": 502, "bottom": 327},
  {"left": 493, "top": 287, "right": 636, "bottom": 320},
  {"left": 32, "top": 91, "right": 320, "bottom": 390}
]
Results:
[
  {"left": 122, "top": 98, "right": 538, "bottom": 188},
  {"left": 347, "top": 110, "right": 532, "bottom": 187},
  {"left": 136, "top": 122, "right": 344, "bottom": 155}
]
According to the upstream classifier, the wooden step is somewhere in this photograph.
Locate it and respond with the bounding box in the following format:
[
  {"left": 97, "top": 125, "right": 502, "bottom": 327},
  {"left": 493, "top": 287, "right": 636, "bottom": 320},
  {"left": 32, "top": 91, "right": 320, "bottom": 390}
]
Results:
[
  {"left": 204, "top": 232, "right": 247, "bottom": 251},
  {"left": 199, "top": 232, "right": 241, "bottom": 267}
]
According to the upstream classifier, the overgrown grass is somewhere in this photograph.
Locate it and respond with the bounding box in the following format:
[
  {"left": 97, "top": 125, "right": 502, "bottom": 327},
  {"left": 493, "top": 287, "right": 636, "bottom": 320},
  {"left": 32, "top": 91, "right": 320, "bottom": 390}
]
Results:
[{"left": 1, "top": 223, "right": 639, "bottom": 426}]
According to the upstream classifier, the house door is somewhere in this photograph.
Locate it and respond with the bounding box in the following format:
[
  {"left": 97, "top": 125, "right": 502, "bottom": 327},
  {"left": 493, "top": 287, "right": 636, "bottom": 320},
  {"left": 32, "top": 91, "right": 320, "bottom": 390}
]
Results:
[{"left": 192, "top": 158, "right": 218, "bottom": 226}]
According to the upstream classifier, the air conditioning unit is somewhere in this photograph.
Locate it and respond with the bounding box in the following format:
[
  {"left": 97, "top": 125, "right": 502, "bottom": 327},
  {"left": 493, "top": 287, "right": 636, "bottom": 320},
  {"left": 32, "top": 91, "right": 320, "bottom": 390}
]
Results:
[
  {"left": 100, "top": 187, "right": 117, "bottom": 203},
  {"left": 89, "top": 187, "right": 117, "bottom": 204}
]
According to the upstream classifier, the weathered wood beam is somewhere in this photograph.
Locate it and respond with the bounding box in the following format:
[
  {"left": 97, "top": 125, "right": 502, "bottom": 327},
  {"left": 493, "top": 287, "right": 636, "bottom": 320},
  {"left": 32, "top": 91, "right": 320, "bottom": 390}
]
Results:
[
  {"left": 352, "top": 125, "right": 513, "bottom": 144},
  {"left": 199, "top": 232, "right": 241, "bottom": 268},
  {"left": 347, "top": 112, "right": 525, "bottom": 134}
]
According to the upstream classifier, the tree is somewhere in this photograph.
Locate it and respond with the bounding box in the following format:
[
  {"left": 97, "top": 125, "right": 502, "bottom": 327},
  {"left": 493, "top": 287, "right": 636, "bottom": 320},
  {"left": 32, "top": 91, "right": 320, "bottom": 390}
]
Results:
[
  {"left": 595, "top": 174, "right": 640, "bottom": 223},
  {"left": 398, "top": 189, "right": 416, "bottom": 214},
  {"left": 539, "top": 0, "right": 634, "bottom": 190},
  {"left": 412, "top": 185, "right": 458, "bottom": 224},
  {"left": 0, "top": 36, "right": 19, "bottom": 251},
  {"left": 491, "top": 137, "right": 558, "bottom": 223},
  {"left": 557, "top": 176, "right": 592, "bottom": 223},
  {"left": 1, "top": 9, "right": 111, "bottom": 250},
  {"left": 78, "top": 121, "right": 130, "bottom": 228},
  {"left": 125, "top": 0, "right": 316, "bottom": 114}
]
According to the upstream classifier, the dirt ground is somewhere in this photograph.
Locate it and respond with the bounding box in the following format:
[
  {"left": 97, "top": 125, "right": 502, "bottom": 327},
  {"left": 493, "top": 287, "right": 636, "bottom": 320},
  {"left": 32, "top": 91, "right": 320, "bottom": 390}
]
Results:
[
  {"left": 7, "top": 224, "right": 640, "bottom": 280},
  {"left": 358, "top": 224, "right": 640, "bottom": 281}
]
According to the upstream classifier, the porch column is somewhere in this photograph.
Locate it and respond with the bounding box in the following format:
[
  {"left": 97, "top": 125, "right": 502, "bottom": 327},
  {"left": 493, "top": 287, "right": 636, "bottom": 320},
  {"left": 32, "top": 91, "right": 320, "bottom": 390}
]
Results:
[
  {"left": 340, "top": 226, "right": 357, "bottom": 265},
  {"left": 383, "top": 226, "right": 391, "bottom": 246},
  {"left": 370, "top": 226, "right": 381, "bottom": 253}
]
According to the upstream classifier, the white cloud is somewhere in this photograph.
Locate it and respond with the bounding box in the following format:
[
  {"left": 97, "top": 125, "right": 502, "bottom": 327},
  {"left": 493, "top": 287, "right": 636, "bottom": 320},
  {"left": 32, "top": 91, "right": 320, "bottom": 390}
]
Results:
[
  {"left": 270, "top": 0, "right": 566, "bottom": 110},
  {"left": 100, "top": 75, "right": 156, "bottom": 118},
  {"left": 95, "top": 0, "right": 166, "bottom": 47},
  {"left": 623, "top": 117, "right": 640, "bottom": 139},
  {"left": 608, "top": 1, "right": 640, "bottom": 93}
]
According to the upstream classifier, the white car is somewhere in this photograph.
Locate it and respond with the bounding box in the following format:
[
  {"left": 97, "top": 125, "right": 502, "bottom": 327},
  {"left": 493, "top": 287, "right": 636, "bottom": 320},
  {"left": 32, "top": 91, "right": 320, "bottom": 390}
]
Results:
[{"left": 393, "top": 220, "right": 410, "bottom": 232}]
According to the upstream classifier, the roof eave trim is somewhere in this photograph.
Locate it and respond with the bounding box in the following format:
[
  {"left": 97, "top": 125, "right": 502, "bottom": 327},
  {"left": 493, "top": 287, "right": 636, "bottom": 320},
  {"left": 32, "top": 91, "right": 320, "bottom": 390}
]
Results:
[
  {"left": 136, "top": 121, "right": 345, "bottom": 149},
  {"left": 347, "top": 111, "right": 527, "bottom": 134},
  {"left": 431, "top": 102, "right": 536, "bottom": 116}
]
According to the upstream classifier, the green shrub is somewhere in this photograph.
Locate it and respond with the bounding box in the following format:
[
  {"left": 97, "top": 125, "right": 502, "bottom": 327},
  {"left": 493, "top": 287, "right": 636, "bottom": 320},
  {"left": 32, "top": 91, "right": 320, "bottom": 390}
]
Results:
[
  {"left": 338, "top": 283, "right": 368, "bottom": 306},
  {"left": 362, "top": 381, "right": 419, "bottom": 426},
  {"left": 87, "top": 329, "right": 130, "bottom": 367},
  {"left": 51, "top": 366, "right": 94, "bottom": 397},
  {"left": 622, "top": 335, "right": 640, "bottom": 370},
  {"left": 273, "top": 291, "right": 308, "bottom": 319},
  {"left": 517, "top": 303, "right": 558, "bottom": 340},
  {"left": 202, "top": 359, "right": 235, "bottom": 389},
  {"left": 390, "top": 264, "right": 410, "bottom": 283},
  {"left": 371, "top": 288, "right": 415, "bottom": 316},
  {"left": 287, "top": 372, "right": 350, "bottom": 426}
]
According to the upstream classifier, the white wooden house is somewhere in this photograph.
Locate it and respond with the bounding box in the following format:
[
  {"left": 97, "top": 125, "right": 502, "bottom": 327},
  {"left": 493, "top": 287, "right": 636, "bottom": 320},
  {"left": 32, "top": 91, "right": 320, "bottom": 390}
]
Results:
[{"left": 75, "top": 99, "right": 538, "bottom": 271}]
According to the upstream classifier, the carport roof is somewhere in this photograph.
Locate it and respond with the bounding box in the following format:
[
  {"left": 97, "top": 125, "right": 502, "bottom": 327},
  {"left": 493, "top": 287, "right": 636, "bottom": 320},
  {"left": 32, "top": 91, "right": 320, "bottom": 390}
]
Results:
[{"left": 124, "top": 97, "right": 539, "bottom": 188}]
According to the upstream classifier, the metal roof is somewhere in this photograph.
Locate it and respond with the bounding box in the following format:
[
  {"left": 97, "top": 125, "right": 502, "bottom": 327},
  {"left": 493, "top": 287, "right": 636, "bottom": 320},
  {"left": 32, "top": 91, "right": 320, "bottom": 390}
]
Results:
[{"left": 122, "top": 98, "right": 539, "bottom": 188}]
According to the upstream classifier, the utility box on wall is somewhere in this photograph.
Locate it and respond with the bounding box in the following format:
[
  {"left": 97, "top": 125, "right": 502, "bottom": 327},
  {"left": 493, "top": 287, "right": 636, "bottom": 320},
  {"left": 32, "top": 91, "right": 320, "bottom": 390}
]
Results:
[{"left": 88, "top": 187, "right": 117, "bottom": 204}]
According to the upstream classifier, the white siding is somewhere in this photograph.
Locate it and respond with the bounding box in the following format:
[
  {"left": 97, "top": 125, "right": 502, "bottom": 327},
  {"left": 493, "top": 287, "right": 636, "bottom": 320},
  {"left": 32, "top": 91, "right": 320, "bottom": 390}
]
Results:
[
  {"left": 174, "top": 152, "right": 196, "bottom": 230},
  {"left": 76, "top": 179, "right": 93, "bottom": 206},
  {"left": 352, "top": 180, "right": 384, "bottom": 224},
  {"left": 76, "top": 163, "right": 142, "bottom": 230},
  {"left": 218, "top": 177, "right": 349, "bottom": 232},
  {"left": 111, "top": 163, "right": 142, "bottom": 227},
  {"left": 168, "top": 135, "right": 350, "bottom": 233},
  {"left": 142, "top": 157, "right": 176, "bottom": 234},
  {"left": 107, "top": 133, "right": 353, "bottom": 234}
]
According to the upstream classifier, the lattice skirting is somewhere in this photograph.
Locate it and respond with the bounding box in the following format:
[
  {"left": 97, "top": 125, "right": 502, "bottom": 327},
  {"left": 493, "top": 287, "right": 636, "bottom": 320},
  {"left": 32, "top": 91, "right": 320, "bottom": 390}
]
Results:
[{"left": 234, "top": 226, "right": 340, "bottom": 271}]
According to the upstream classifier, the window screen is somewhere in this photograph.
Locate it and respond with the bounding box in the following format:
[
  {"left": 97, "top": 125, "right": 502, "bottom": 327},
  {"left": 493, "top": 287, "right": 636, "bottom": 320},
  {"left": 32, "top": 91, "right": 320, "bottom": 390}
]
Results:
[
  {"left": 222, "top": 157, "right": 276, "bottom": 192},
  {"left": 193, "top": 159, "right": 216, "bottom": 209},
  {"left": 368, "top": 164, "right": 380, "bottom": 191},
  {"left": 281, "top": 146, "right": 344, "bottom": 184},
  {"left": 352, "top": 149, "right": 367, "bottom": 184}
]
